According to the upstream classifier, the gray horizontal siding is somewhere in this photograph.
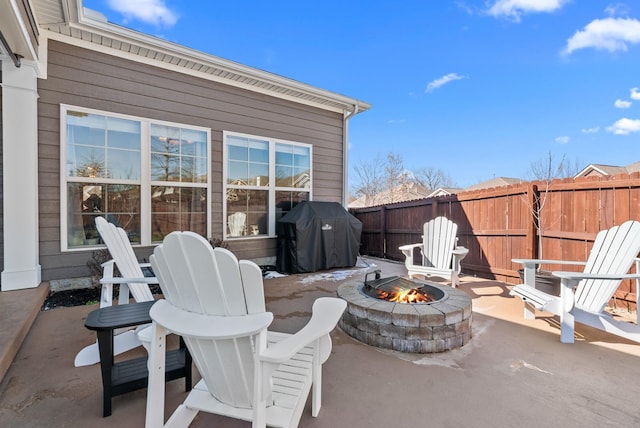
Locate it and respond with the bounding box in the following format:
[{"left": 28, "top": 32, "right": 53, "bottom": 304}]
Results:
[{"left": 37, "top": 40, "right": 346, "bottom": 281}]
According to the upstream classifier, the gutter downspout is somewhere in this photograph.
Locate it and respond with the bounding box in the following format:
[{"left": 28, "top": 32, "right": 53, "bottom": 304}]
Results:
[{"left": 342, "top": 102, "right": 360, "bottom": 207}]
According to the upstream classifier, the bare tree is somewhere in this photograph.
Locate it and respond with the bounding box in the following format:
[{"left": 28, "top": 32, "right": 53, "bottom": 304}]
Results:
[
  {"left": 351, "top": 152, "right": 411, "bottom": 206},
  {"left": 413, "top": 166, "right": 454, "bottom": 190},
  {"left": 526, "top": 152, "right": 580, "bottom": 181},
  {"left": 525, "top": 152, "right": 580, "bottom": 262},
  {"left": 351, "top": 151, "right": 457, "bottom": 206},
  {"left": 351, "top": 154, "right": 388, "bottom": 206}
]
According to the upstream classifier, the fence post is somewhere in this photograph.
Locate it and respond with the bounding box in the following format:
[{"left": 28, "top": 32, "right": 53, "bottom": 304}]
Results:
[
  {"left": 526, "top": 183, "right": 538, "bottom": 259},
  {"left": 380, "top": 206, "right": 387, "bottom": 259}
]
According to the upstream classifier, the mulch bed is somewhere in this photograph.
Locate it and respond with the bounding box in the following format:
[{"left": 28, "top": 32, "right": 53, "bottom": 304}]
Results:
[{"left": 42, "top": 284, "right": 163, "bottom": 311}]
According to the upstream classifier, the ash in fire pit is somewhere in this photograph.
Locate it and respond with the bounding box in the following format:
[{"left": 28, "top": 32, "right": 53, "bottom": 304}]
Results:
[{"left": 338, "top": 271, "right": 472, "bottom": 353}]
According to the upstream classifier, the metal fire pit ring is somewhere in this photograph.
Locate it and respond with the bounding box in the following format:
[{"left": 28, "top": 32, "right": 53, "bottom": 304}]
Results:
[{"left": 337, "top": 277, "right": 472, "bottom": 353}]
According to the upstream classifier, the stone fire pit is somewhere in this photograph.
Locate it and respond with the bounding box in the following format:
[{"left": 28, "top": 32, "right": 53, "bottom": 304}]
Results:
[{"left": 337, "top": 277, "right": 472, "bottom": 353}]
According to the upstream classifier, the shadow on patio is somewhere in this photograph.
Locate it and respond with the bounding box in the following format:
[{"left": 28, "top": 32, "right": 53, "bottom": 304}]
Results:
[{"left": 1, "top": 257, "right": 639, "bottom": 428}]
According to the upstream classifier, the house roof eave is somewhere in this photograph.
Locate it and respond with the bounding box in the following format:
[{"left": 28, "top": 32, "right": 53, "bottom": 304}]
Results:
[{"left": 37, "top": 1, "right": 371, "bottom": 115}]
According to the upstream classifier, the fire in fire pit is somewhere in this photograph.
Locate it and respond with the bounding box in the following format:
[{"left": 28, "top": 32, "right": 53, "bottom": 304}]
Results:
[{"left": 361, "top": 271, "right": 444, "bottom": 304}]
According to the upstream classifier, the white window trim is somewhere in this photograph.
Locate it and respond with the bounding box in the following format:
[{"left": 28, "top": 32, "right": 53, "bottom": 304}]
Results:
[
  {"left": 222, "top": 130, "right": 312, "bottom": 240},
  {"left": 60, "top": 104, "right": 212, "bottom": 251}
]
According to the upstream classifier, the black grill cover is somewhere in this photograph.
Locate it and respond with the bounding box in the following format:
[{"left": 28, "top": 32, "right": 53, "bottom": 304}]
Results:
[{"left": 276, "top": 201, "right": 362, "bottom": 274}]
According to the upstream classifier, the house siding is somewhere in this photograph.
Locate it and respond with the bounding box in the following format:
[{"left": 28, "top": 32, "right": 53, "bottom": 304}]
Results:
[{"left": 37, "top": 40, "right": 346, "bottom": 281}]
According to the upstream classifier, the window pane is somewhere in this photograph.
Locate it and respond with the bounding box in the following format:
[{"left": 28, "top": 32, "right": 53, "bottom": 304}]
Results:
[
  {"left": 249, "top": 163, "right": 269, "bottom": 186},
  {"left": 151, "top": 125, "right": 181, "bottom": 154},
  {"left": 276, "top": 165, "right": 294, "bottom": 187},
  {"left": 108, "top": 148, "right": 141, "bottom": 180},
  {"left": 275, "top": 150, "right": 292, "bottom": 166},
  {"left": 151, "top": 153, "right": 181, "bottom": 181},
  {"left": 249, "top": 141, "right": 269, "bottom": 163},
  {"left": 228, "top": 161, "right": 249, "bottom": 185},
  {"left": 294, "top": 148, "right": 310, "bottom": 168},
  {"left": 67, "top": 112, "right": 106, "bottom": 148},
  {"left": 151, "top": 186, "right": 207, "bottom": 242},
  {"left": 66, "top": 183, "right": 140, "bottom": 247},
  {"left": 275, "top": 191, "right": 309, "bottom": 224},
  {"left": 107, "top": 117, "right": 141, "bottom": 150},
  {"left": 227, "top": 189, "right": 268, "bottom": 237},
  {"left": 293, "top": 167, "right": 311, "bottom": 189},
  {"left": 181, "top": 154, "right": 208, "bottom": 183},
  {"left": 181, "top": 128, "right": 208, "bottom": 157},
  {"left": 66, "top": 145, "right": 106, "bottom": 178},
  {"left": 228, "top": 136, "right": 249, "bottom": 161}
]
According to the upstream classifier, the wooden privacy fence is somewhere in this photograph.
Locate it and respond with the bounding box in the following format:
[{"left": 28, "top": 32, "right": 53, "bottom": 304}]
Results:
[{"left": 351, "top": 173, "right": 640, "bottom": 310}]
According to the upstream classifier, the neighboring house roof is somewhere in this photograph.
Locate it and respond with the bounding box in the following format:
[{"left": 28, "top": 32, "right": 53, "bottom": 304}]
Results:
[
  {"left": 426, "top": 187, "right": 463, "bottom": 198},
  {"left": 575, "top": 161, "right": 640, "bottom": 178},
  {"left": 464, "top": 177, "right": 522, "bottom": 191},
  {"left": 348, "top": 182, "right": 432, "bottom": 208},
  {"left": 28, "top": 0, "right": 371, "bottom": 115}
]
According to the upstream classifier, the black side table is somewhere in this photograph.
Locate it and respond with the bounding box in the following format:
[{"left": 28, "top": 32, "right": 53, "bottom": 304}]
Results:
[{"left": 84, "top": 300, "right": 192, "bottom": 417}]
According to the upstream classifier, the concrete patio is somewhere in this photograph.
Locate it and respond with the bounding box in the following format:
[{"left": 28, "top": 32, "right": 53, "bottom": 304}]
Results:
[{"left": 1, "top": 257, "right": 639, "bottom": 428}]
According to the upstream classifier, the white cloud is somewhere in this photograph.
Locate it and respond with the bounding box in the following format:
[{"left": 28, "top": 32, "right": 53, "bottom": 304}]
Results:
[
  {"left": 487, "top": 0, "right": 569, "bottom": 22},
  {"left": 581, "top": 126, "right": 600, "bottom": 134},
  {"left": 562, "top": 18, "right": 640, "bottom": 55},
  {"left": 425, "top": 73, "right": 466, "bottom": 93},
  {"left": 607, "top": 117, "right": 640, "bottom": 134},
  {"left": 605, "top": 3, "right": 631, "bottom": 17},
  {"left": 107, "top": 0, "right": 177, "bottom": 27},
  {"left": 615, "top": 99, "right": 632, "bottom": 108},
  {"left": 555, "top": 136, "right": 570, "bottom": 144},
  {"left": 631, "top": 87, "right": 640, "bottom": 100}
]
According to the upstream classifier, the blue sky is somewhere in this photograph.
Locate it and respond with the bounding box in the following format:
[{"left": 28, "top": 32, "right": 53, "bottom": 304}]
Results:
[{"left": 83, "top": 0, "right": 640, "bottom": 188}]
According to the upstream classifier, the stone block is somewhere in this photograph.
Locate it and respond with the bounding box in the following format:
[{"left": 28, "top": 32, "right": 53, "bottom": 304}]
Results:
[
  {"left": 405, "top": 326, "right": 432, "bottom": 340},
  {"left": 414, "top": 304, "right": 445, "bottom": 327},
  {"left": 380, "top": 323, "right": 407, "bottom": 339},
  {"left": 432, "top": 324, "right": 456, "bottom": 340},
  {"left": 445, "top": 334, "right": 464, "bottom": 350},
  {"left": 367, "top": 301, "right": 394, "bottom": 324},
  {"left": 357, "top": 317, "right": 381, "bottom": 335},
  {"left": 391, "top": 304, "right": 419, "bottom": 327},
  {"left": 393, "top": 338, "right": 422, "bottom": 353},
  {"left": 368, "top": 333, "right": 393, "bottom": 349},
  {"left": 421, "top": 339, "right": 446, "bottom": 353}
]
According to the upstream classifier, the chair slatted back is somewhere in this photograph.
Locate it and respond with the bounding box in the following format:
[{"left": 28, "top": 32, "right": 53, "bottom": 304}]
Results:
[
  {"left": 95, "top": 217, "right": 154, "bottom": 302},
  {"left": 575, "top": 220, "right": 640, "bottom": 313},
  {"left": 150, "top": 231, "right": 266, "bottom": 409},
  {"left": 422, "top": 216, "right": 457, "bottom": 269}
]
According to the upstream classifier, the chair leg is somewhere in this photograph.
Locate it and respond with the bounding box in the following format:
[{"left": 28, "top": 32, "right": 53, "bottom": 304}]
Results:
[
  {"left": 523, "top": 302, "right": 536, "bottom": 320},
  {"left": 145, "top": 324, "right": 167, "bottom": 428},
  {"left": 560, "top": 310, "right": 575, "bottom": 344}
]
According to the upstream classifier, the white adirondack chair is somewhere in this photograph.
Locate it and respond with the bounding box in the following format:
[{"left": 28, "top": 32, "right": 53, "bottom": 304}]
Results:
[
  {"left": 74, "top": 216, "right": 158, "bottom": 367},
  {"left": 141, "top": 231, "right": 346, "bottom": 428},
  {"left": 511, "top": 220, "right": 640, "bottom": 343},
  {"left": 399, "top": 216, "right": 469, "bottom": 287},
  {"left": 228, "top": 211, "right": 247, "bottom": 236}
]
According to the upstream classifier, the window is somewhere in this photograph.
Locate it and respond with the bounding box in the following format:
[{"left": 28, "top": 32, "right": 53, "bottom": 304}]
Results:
[
  {"left": 61, "top": 105, "right": 210, "bottom": 250},
  {"left": 224, "top": 132, "right": 311, "bottom": 238}
]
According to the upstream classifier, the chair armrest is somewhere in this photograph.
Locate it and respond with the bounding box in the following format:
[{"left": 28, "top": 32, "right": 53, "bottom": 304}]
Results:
[
  {"left": 399, "top": 243, "right": 422, "bottom": 252},
  {"left": 99, "top": 276, "right": 159, "bottom": 285},
  {"left": 260, "top": 297, "right": 346, "bottom": 364},
  {"left": 512, "top": 258, "right": 587, "bottom": 267},
  {"left": 552, "top": 271, "right": 640, "bottom": 281},
  {"left": 149, "top": 299, "right": 273, "bottom": 339},
  {"left": 453, "top": 247, "right": 469, "bottom": 258}
]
